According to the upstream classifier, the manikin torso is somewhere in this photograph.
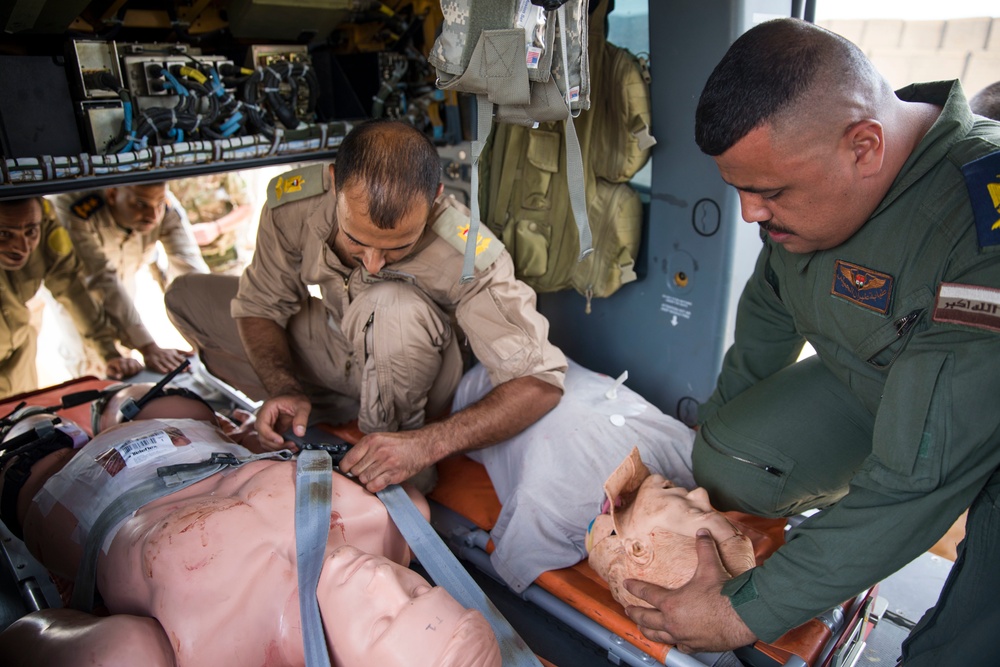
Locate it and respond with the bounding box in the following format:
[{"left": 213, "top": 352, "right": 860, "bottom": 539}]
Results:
[{"left": 20, "top": 422, "right": 429, "bottom": 667}]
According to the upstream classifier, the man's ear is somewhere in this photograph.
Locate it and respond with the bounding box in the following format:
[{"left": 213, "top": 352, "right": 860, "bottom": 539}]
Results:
[
  {"left": 436, "top": 182, "right": 444, "bottom": 198},
  {"left": 846, "top": 119, "right": 884, "bottom": 178},
  {"left": 105, "top": 187, "right": 119, "bottom": 206}
]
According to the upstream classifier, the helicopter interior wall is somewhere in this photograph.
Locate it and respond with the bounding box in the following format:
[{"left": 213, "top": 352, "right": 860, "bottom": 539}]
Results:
[{"left": 539, "top": 0, "right": 783, "bottom": 425}]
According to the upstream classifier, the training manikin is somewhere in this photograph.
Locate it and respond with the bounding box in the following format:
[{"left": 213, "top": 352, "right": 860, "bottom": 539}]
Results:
[
  {"left": 587, "top": 447, "right": 756, "bottom": 609},
  {"left": 0, "top": 384, "right": 501, "bottom": 667}
]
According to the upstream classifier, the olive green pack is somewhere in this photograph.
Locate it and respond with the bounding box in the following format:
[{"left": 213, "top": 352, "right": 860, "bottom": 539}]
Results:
[{"left": 479, "top": 0, "right": 654, "bottom": 312}]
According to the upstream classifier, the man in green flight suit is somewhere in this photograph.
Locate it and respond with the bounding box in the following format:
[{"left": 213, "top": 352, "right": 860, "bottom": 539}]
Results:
[
  {"left": 621, "top": 19, "right": 1000, "bottom": 666},
  {"left": 0, "top": 198, "right": 140, "bottom": 398}
]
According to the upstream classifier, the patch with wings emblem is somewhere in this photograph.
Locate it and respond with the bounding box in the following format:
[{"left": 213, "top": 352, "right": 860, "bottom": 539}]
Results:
[{"left": 831, "top": 259, "right": 893, "bottom": 314}]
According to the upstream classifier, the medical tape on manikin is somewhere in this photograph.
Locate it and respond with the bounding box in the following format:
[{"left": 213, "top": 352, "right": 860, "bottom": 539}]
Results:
[{"left": 70, "top": 449, "right": 293, "bottom": 612}]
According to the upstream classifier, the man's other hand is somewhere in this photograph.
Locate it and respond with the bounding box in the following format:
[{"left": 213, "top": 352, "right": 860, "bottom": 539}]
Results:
[
  {"left": 138, "top": 343, "right": 193, "bottom": 374},
  {"left": 105, "top": 356, "right": 142, "bottom": 380},
  {"left": 339, "top": 429, "right": 440, "bottom": 493},
  {"left": 623, "top": 529, "right": 757, "bottom": 653},
  {"left": 255, "top": 392, "right": 311, "bottom": 450}
]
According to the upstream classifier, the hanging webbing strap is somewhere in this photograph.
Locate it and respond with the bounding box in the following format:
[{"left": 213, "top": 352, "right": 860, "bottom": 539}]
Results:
[
  {"left": 295, "top": 449, "right": 334, "bottom": 667},
  {"left": 460, "top": 4, "right": 592, "bottom": 281},
  {"left": 557, "top": 2, "right": 593, "bottom": 261},
  {"left": 71, "top": 449, "right": 293, "bottom": 612},
  {"left": 377, "top": 483, "right": 542, "bottom": 667},
  {"left": 461, "top": 96, "right": 496, "bottom": 283}
]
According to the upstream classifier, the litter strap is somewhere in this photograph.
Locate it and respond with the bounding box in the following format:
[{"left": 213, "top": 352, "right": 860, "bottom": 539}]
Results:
[
  {"left": 295, "top": 448, "right": 334, "bottom": 667},
  {"left": 377, "top": 483, "right": 542, "bottom": 667}
]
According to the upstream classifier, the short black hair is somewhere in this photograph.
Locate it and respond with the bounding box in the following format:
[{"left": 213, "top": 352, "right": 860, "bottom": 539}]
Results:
[
  {"left": 334, "top": 120, "right": 441, "bottom": 229},
  {"left": 695, "top": 19, "right": 869, "bottom": 156},
  {"left": 970, "top": 81, "right": 1000, "bottom": 122}
]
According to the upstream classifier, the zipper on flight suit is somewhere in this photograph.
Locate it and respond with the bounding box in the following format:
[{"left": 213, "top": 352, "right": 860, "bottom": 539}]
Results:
[
  {"left": 702, "top": 437, "right": 784, "bottom": 476},
  {"left": 866, "top": 309, "right": 923, "bottom": 369}
]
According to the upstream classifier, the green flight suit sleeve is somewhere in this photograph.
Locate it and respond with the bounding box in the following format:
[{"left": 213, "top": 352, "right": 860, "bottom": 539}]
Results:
[
  {"left": 725, "top": 264, "right": 1000, "bottom": 641},
  {"left": 698, "top": 243, "right": 806, "bottom": 424}
]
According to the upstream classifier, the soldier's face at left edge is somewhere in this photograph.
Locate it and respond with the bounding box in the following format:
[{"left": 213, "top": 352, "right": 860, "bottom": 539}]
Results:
[
  {"left": 107, "top": 183, "right": 168, "bottom": 233},
  {"left": 0, "top": 199, "right": 42, "bottom": 270}
]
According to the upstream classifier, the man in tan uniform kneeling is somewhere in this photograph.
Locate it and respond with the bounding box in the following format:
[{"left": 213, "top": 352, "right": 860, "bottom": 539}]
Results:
[
  {"left": 167, "top": 119, "right": 566, "bottom": 493},
  {"left": 0, "top": 198, "right": 140, "bottom": 398}
]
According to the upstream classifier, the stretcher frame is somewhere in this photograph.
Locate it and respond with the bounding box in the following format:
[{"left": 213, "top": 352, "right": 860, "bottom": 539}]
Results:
[{"left": 422, "top": 454, "right": 886, "bottom": 667}]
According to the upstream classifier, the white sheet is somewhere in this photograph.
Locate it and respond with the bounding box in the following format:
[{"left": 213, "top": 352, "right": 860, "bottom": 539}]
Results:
[{"left": 454, "top": 359, "right": 696, "bottom": 592}]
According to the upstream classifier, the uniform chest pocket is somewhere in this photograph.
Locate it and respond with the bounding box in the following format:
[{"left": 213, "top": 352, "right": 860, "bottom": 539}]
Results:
[
  {"left": 855, "top": 286, "right": 933, "bottom": 370},
  {"left": 868, "top": 350, "right": 949, "bottom": 493}
]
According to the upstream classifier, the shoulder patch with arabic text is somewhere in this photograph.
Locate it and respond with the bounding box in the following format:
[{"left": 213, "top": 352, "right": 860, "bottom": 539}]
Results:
[{"left": 932, "top": 282, "right": 1000, "bottom": 333}]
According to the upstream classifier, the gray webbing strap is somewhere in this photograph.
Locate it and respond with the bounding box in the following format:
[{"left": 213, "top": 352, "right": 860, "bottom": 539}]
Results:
[
  {"left": 377, "top": 483, "right": 541, "bottom": 667},
  {"left": 557, "top": 3, "right": 592, "bottom": 261},
  {"left": 295, "top": 449, "right": 334, "bottom": 667},
  {"left": 461, "top": 95, "right": 495, "bottom": 283},
  {"left": 71, "top": 449, "right": 293, "bottom": 612}
]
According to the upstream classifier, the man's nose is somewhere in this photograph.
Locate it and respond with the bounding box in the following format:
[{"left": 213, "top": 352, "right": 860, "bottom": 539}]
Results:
[
  {"left": 738, "top": 192, "right": 771, "bottom": 224},
  {"left": 11, "top": 233, "right": 29, "bottom": 253},
  {"left": 362, "top": 248, "right": 386, "bottom": 274}
]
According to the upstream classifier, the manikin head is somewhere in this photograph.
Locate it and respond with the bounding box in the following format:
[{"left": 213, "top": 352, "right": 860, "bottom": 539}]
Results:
[
  {"left": 318, "top": 546, "right": 501, "bottom": 666},
  {"left": 587, "top": 448, "right": 755, "bottom": 608},
  {"left": 105, "top": 183, "right": 169, "bottom": 234},
  {"left": 329, "top": 120, "right": 443, "bottom": 275}
]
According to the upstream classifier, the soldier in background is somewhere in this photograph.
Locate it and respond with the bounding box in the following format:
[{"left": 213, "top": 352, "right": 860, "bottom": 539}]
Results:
[
  {"left": 51, "top": 183, "right": 208, "bottom": 375},
  {"left": 0, "top": 197, "right": 140, "bottom": 398},
  {"left": 170, "top": 173, "right": 254, "bottom": 275}
]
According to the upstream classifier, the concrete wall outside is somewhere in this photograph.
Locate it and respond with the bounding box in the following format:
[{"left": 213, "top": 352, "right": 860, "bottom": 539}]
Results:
[{"left": 819, "top": 16, "right": 1000, "bottom": 98}]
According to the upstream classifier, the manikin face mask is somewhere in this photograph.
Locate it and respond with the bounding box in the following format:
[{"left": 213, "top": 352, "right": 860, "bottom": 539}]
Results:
[{"left": 586, "top": 447, "right": 755, "bottom": 608}]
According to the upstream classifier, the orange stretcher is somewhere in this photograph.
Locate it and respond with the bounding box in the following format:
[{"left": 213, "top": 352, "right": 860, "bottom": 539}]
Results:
[
  {"left": 317, "top": 415, "right": 883, "bottom": 667},
  {"left": 421, "top": 454, "right": 881, "bottom": 667}
]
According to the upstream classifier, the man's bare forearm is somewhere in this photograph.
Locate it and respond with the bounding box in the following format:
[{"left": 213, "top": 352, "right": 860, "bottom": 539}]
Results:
[
  {"left": 236, "top": 317, "right": 303, "bottom": 396},
  {"left": 425, "top": 375, "right": 562, "bottom": 459}
]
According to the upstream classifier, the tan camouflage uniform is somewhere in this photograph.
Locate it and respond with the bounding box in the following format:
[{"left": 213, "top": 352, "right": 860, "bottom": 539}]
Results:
[
  {"left": 170, "top": 173, "right": 251, "bottom": 275},
  {"left": 0, "top": 201, "right": 119, "bottom": 398}
]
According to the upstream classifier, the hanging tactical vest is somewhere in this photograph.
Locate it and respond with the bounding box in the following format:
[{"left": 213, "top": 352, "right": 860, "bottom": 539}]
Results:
[
  {"left": 429, "top": 0, "right": 593, "bottom": 284},
  {"left": 479, "top": 0, "right": 655, "bottom": 311}
]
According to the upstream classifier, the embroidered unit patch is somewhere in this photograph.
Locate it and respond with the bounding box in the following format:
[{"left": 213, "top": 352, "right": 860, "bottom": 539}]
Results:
[
  {"left": 960, "top": 150, "right": 1000, "bottom": 248},
  {"left": 831, "top": 259, "right": 893, "bottom": 314},
  {"left": 932, "top": 282, "right": 1000, "bottom": 333}
]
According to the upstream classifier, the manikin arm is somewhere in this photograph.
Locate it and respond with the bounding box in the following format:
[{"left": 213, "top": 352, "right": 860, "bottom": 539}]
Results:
[{"left": 0, "top": 609, "right": 177, "bottom": 667}]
